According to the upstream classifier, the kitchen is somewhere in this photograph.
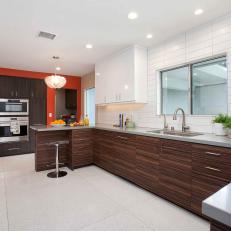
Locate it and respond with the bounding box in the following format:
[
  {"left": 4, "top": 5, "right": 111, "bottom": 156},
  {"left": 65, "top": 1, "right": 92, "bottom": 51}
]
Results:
[{"left": 1, "top": 1, "right": 231, "bottom": 231}]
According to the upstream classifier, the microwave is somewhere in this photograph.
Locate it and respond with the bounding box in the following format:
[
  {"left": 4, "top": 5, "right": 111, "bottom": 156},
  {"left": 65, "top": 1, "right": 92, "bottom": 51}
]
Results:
[{"left": 0, "top": 99, "right": 29, "bottom": 116}]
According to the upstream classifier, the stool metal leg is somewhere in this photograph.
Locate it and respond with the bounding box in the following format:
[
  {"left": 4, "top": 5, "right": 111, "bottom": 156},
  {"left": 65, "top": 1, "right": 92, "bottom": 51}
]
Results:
[{"left": 47, "top": 144, "right": 67, "bottom": 178}]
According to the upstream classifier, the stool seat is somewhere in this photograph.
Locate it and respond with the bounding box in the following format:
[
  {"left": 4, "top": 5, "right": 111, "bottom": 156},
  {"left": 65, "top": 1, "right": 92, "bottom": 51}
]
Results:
[{"left": 47, "top": 140, "right": 69, "bottom": 178}]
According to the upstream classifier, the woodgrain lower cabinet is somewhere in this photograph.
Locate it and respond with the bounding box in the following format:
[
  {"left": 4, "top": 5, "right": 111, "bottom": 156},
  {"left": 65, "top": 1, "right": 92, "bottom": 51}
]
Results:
[
  {"left": 159, "top": 140, "right": 192, "bottom": 209},
  {"left": 191, "top": 173, "right": 227, "bottom": 215},
  {"left": 93, "top": 129, "right": 231, "bottom": 222},
  {"left": 93, "top": 130, "right": 116, "bottom": 173},
  {"left": 113, "top": 133, "right": 136, "bottom": 182},
  {"left": 135, "top": 135, "right": 160, "bottom": 193},
  {"left": 35, "top": 131, "right": 69, "bottom": 171},
  {"left": 0, "top": 141, "right": 30, "bottom": 157},
  {"left": 210, "top": 221, "right": 231, "bottom": 231},
  {"left": 68, "top": 129, "right": 93, "bottom": 169},
  {"left": 191, "top": 144, "right": 231, "bottom": 215}
]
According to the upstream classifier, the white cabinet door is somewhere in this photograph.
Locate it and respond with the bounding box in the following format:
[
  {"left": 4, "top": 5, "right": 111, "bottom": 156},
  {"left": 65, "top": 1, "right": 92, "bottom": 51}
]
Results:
[
  {"left": 95, "top": 45, "right": 147, "bottom": 105},
  {"left": 95, "top": 64, "right": 106, "bottom": 104},
  {"left": 115, "top": 48, "right": 135, "bottom": 102}
]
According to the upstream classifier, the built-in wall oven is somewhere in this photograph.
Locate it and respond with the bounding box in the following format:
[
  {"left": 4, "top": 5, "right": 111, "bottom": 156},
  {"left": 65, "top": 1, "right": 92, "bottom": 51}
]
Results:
[
  {"left": 0, "top": 117, "right": 29, "bottom": 142},
  {"left": 0, "top": 99, "right": 29, "bottom": 116}
]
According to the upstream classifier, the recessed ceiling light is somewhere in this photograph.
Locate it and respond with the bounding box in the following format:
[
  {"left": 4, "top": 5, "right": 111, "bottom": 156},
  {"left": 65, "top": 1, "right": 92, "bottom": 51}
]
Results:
[
  {"left": 56, "top": 67, "right": 61, "bottom": 71},
  {"left": 128, "top": 12, "right": 138, "bottom": 20},
  {"left": 146, "top": 34, "right": 153, "bottom": 39},
  {"left": 86, "top": 44, "right": 93, "bottom": 49},
  {"left": 194, "top": 9, "right": 204, "bottom": 15},
  {"left": 96, "top": 72, "right": 101, "bottom": 76}
]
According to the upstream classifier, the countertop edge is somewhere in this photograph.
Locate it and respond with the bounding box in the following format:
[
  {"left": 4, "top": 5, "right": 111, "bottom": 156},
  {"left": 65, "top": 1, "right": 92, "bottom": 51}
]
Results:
[
  {"left": 202, "top": 183, "right": 231, "bottom": 228},
  {"left": 30, "top": 125, "right": 231, "bottom": 148}
]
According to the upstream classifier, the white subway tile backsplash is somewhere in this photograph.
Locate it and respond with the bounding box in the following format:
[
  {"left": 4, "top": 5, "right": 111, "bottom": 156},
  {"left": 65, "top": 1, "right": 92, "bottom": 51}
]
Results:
[{"left": 96, "top": 13, "right": 231, "bottom": 133}]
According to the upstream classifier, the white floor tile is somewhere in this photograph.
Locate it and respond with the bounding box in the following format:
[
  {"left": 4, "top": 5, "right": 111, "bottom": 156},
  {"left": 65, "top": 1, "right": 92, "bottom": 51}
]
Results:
[
  {"left": 1, "top": 154, "right": 210, "bottom": 231},
  {"left": 127, "top": 196, "right": 210, "bottom": 231},
  {"left": 0, "top": 173, "right": 8, "bottom": 231},
  {"left": 84, "top": 173, "right": 154, "bottom": 207},
  {"left": 79, "top": 211, "right": 154, "bottom": 231}
]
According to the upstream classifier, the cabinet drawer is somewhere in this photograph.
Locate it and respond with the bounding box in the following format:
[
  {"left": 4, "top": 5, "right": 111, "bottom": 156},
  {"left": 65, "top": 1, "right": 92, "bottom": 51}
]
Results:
[
  {"left": 113, "top": 132, "right": 136, "bottom": 146},
  {"left": 0, "top": 142, "right": 30, "bottom": 156},
  {"left": 161, "top": 147, "right": 191, "bottom": 172},
  {"left": 192, "top": 144, "right": 231, "bottom": 181},
  {"left": 161, "top": 139, "right": 192, "bottom": 151},
  {"left": 71, "top": 129, "right": 92, "bottom": 138},
  {"left": 192, "top": 144, "right": 231, "bottom": 164}
]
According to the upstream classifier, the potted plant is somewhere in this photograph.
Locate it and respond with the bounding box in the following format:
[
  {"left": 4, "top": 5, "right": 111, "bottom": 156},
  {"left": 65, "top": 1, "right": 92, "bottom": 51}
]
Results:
[
  {"left": 224, "top": 117, "right": 231, "bottom": 138},
  {"left": 213, "top": 114, "right": 228, "bottom": 136}
]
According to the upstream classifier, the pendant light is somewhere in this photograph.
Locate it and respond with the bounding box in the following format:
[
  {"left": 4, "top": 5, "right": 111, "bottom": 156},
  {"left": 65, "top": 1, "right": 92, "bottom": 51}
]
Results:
[{"left": 44, "top": 56, "right": 66, "bottom": 89}]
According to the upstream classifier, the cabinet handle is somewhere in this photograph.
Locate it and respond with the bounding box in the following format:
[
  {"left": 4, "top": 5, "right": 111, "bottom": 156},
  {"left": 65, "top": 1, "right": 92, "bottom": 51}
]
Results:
[
  {"left": 15, "top": 91, "right": 18, "bottom": 97},
  {"left": 205, "top": 151, "right": 221, "bottom": 156},
  {"left": 205, "top": 166, "right": 221, "bottom": 172},
  {"left": 117, "top": 136, "right": 128, "bottom": 140},
  {"left": 8, "top": 148, "right": 20, "bottom": 151}
]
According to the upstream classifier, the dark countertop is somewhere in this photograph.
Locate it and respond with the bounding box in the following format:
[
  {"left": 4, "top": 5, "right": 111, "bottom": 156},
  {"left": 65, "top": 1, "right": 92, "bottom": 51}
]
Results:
[
  {"left": 30, "top": 123, "right": 231, "bottom": 148},
  {"left": 202, "top": 183, "right": 231, "bottom": 227}
]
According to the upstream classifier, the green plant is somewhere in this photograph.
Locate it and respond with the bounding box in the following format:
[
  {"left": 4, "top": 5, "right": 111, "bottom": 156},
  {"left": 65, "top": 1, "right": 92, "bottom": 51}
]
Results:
[
  {"left": 213, "top": 114, "right": 229, "bottom": 124},
  {"left": 224, "top": 117, "right": 231, "bottom": 128}
]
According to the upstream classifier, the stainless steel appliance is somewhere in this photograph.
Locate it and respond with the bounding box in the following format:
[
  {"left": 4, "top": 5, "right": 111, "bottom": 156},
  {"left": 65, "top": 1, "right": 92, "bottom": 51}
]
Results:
[
  {"left": 0, "top": 99, "right": 29, "bottom": 115},
  {"left": 0, "top": 117, "right": 29, "bottom": 142}
]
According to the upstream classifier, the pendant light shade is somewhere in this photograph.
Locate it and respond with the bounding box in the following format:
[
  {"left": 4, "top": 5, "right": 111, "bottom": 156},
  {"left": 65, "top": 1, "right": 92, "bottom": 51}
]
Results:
[{"left": 44, "top": 75, "right": 66, "bottom": 89}]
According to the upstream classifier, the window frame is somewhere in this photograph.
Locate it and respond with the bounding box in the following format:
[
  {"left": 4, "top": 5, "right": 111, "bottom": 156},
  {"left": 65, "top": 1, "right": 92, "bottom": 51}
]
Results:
[{"left": 160, "top": 55, "right": 228, "bottom": 115}]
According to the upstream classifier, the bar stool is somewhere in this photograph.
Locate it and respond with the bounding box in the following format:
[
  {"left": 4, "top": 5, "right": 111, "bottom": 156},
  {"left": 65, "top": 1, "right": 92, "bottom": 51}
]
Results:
[{"left": 47, "top": 140, "right": 69, "bottom": 178}]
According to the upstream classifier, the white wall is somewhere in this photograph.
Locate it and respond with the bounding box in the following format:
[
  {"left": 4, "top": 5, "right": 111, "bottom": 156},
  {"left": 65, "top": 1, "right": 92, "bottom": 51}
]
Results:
[{"left": 96, "top": 13, "right": 231, "bottom": 133}]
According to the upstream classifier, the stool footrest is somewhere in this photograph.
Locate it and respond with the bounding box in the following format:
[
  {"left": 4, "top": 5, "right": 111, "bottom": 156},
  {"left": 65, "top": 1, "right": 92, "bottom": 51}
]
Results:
[{"left": 47, "top": 171, "right": 67, "bottom": 178}]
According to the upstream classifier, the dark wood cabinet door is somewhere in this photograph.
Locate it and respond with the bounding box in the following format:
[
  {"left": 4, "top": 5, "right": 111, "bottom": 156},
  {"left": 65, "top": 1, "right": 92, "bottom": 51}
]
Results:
[
  {"left": 113, "top": 133, "right": 136, "bottom": 181},
  {"left": 159, "top": 140, "right": 192, "bottom": 209},
  {"left": 135, "top": 135, "right": 160, "bottom": 193},
  {"left": 0, "top": 76, "right": 30, "bottom": 98},
  {"left": 0, "top": 76, "right": 15, "bottom": 98},
  {"left": 29, "top": 98, "right": 46, "bottom": 125},
  {"left": 65, "top": 89, "right": 77, "bottom": 109},
  {"left": 30, "top": 79, "right": 46, "bottom": 99},
  {"left": 69, "top": 129, "right": 93, "bottom": 169},
  {"left": 14, "top": 77, "right": 30, "bottom": 98},
  {"left": 191, "top": 173, "right": 227, "bottom": 215},
  {"left": 96, "top": 131, "right": 115, "bottom": 172},
  {"left": 35, "top": 131, "right": 69, "bottom": 171}
]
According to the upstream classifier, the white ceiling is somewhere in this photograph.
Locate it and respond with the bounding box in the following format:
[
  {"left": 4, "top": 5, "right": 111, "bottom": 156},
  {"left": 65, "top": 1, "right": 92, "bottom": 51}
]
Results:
[{"left": 0, "top": 0, "right": 231, "bottom": 76}]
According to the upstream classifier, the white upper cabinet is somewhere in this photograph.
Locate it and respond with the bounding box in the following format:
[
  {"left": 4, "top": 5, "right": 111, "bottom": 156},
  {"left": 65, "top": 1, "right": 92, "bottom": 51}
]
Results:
[{"left": 95, "top": 45, "right": 147, "bottom": 105}]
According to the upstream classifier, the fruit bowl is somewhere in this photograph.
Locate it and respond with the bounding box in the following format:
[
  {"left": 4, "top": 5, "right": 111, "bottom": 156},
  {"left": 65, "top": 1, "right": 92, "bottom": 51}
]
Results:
[
  {"left": 51, "top": 124, "right": 66, "bottom": 127},
  {"left": 50, "top": 120, "right": 66, "bottom": 126}
]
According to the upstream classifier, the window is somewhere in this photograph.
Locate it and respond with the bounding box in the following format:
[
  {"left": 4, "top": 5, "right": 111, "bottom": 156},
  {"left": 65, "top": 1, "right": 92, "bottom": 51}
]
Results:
[
  {"left": 192, "top": 57, "right": 227, "bottom": 115},
  {"left": 85, "top": 88, "right": 95, "bottom": 124},
  {"left": 160, "top": 56, "right": 227, "bottom": 115},
  {"left": 161, "top": 66, "right": 189, "bottom": 114}
]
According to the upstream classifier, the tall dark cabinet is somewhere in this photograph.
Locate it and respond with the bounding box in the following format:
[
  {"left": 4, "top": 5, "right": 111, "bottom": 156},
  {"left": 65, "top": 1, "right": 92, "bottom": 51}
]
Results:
[{"left": 0, "top": 76, "right": 47, "bottom": 156}]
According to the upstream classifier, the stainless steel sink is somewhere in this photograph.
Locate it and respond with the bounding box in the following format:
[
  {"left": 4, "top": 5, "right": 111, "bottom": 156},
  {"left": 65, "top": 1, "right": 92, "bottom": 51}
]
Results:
[{"left": 147, "top": 129, "right": 203, "bottom": 137}]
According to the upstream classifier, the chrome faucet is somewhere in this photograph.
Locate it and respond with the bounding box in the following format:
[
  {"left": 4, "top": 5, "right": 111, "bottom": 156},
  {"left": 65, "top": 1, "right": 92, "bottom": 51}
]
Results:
[
  {"left": 173, "top": 108, "right": 190, "bottom": 132},
  {"left": 163, "top": 114, "right": 168, "bottom": 130}
]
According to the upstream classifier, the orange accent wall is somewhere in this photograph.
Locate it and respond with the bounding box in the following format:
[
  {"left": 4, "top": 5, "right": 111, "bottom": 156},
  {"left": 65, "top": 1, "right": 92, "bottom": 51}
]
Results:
[{"left": 0, "top": 68, "right": 81, "bottom": 125}]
